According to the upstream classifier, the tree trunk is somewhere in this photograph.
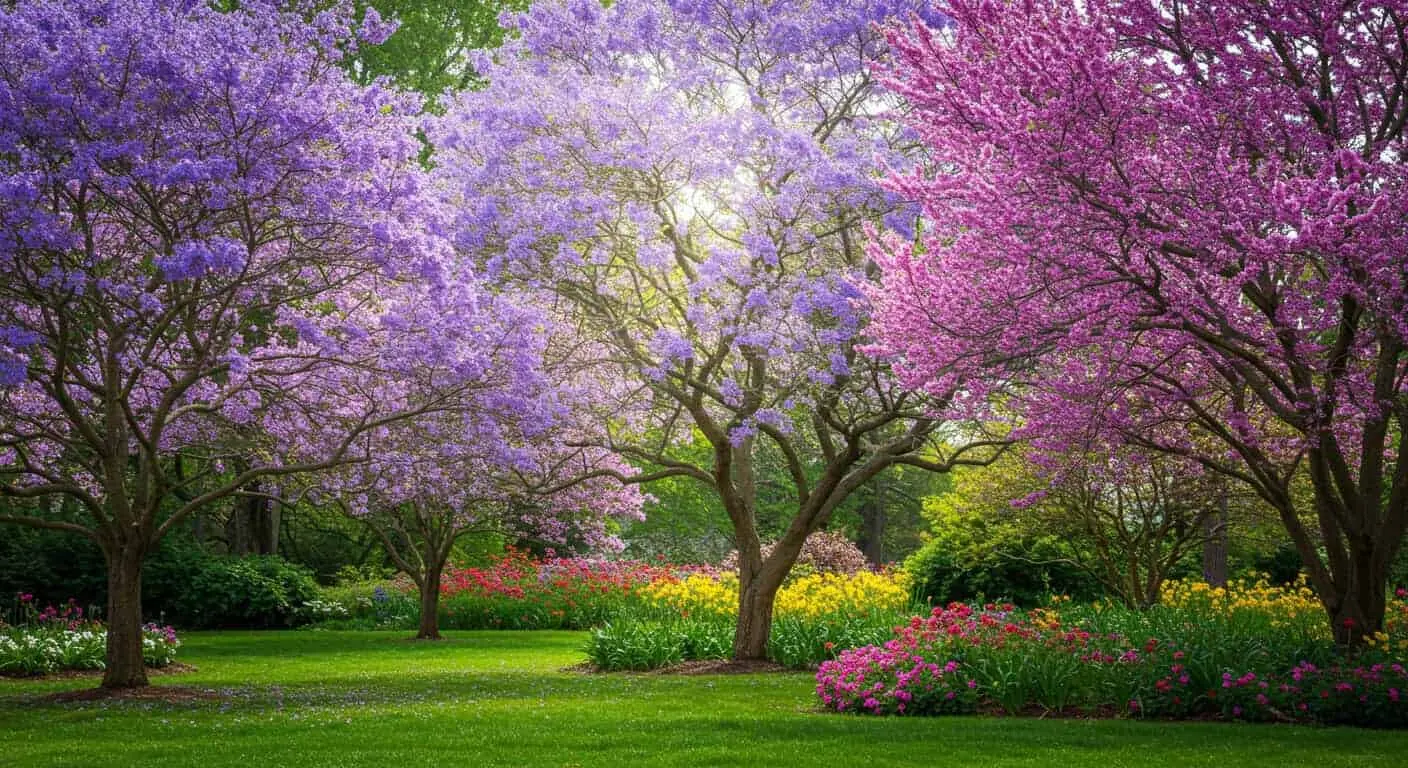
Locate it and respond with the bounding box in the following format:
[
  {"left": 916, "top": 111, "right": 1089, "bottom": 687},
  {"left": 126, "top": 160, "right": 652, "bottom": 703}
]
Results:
[
  {"left": 858, "top": 487, "right": 886, "bottom": 567},
  {"left": 416, "top": 567, "right": 443, "bottom": 640},
  {"left": 101, "top": 545, "right": 149, "bottom": 689},
  {"left": 226, "top": 481, "right": 278, "bottom": 556},
  {"left": 254, "top": 484, "right": 279, "bottom": 555},
  {"left": 733, "top": 562, "right": 785, "bottom": 660},
  {"left": 1327, "top": 543, "right": 1386, "bottom": 646},
  {"left": 1201, "top": 495, "right": 1229, "bottom": 587}
]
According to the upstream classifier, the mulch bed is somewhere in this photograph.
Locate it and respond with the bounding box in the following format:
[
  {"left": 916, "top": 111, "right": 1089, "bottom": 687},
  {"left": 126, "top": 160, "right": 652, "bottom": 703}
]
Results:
[
  {"left": 564, "top": 659, "right": 793, "bottom": 675},
  {"left": 653, "top": 659, "right": 791, "bottom": 675}
]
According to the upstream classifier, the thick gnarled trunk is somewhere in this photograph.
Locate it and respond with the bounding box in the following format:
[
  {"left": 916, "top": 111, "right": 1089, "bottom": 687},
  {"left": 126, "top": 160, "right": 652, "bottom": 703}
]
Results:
[
  {"left": 731, "top": 529, "right": 805, "bottom": 661},
  {"left": 101, "top": 545, "right": 149, "bottom": 689},
  {"left": 733, "top": 564, "right": 785, "bottom": 660},
  {"left": 1324, "top": 542, "right": 1388, "bottom": 646}
]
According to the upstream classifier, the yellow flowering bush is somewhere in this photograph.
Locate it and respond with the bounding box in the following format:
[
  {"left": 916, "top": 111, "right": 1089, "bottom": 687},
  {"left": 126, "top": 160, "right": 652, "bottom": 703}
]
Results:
[
  {"left": 1158, "top": 576, "right": 1328, "bottom": 640},
  {"left": 638, "top": 570, "right": 911, "bottom": 622},
  {"left": 1366, "top": 587, "right": 1408, "bottom": 654},
  {"left": 774, "top": 571, "right": 911, "bottom": 621},
  {"left": 592, "top": 568, "right": 918, "bottom": 670},
  {"left": 639, "top": 573, "right": 738, "bottom": 619}
]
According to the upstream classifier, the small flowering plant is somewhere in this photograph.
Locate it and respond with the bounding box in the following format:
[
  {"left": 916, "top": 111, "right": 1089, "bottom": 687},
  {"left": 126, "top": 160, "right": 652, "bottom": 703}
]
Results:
[
  {"left": 816, "top": 647, "right": 979, "bottom": 715},
  {"left": 0, "top": 594, "right": 181, "bottom": 676}
]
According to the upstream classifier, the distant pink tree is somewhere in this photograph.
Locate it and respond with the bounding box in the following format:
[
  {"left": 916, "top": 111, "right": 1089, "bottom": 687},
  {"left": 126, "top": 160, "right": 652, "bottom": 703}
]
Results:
[{"left": 869, "top": 0, "right": 1408, "bottom": 643}]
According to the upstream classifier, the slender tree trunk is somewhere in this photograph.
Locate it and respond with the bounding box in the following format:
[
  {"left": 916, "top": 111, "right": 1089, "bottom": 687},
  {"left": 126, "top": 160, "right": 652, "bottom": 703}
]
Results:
[
  {"left": 858, "top": 487, "right": 886, "bottom": 567},
  {"left": 227, "top": 498, "right": 256, "bottom": 556},
  {"left": 101, "top": 544, "right": 149, "bottom": 689},
  {"left": 416, "top": 566, "right": 444, "bottom": 640},
  {"left": 1201, "top": 495, "right": 1229, "bottom": 588},
  {"left": 253, "top": 484, "right": 279, "bottom": 555}
]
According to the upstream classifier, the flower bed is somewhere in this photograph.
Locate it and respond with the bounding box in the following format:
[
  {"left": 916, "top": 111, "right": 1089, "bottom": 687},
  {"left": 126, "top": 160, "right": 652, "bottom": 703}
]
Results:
[
  {"left": 816, "top": 580, "right": 1408, "bottom": 727},
  {"left": 306, "top": 550, "right": 681, "bottom": 631},
  {"left": 438, "top": 550, "right": 676, "bottom": 630},
  {"left": 304, "top": 550, "right": 915, "bottom": 670},
  {"left": 0, "top": 597, "right": 180, "bottom": 677},
  {"left": 587, "top": 569, "right": 914, "bottom": 670}
]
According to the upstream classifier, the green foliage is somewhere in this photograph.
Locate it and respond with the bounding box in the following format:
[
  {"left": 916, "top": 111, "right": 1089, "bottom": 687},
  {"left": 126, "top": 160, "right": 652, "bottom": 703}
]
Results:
[
  {"left": 347, "top": 0, "right": 528, "bottom": 101},
  {"left": 277, "top": 504, "right": 391, "bottom": 584},
  {"left": 585, "top": 619, "right": 690, "bottom": 670},
  {"left": 169, "top": 556, "right": 321, "bottom": 629},
  {"left": 584, "top": 606, "right": 907, "bottom": 672},
  {"left": 0, "top": 513, "right": 227, "bottom": 621},
  {"left": 904, "top": 536, "right": 1102, "bottom": 608},
  {"left": 620, "top": 432, "right": 735, "bottom": 563},
  {"left": 0, "top": 525, "right": 107, "bottom": 608},
  {"left": 312, "top": 581, "right": 418, "bottom": 630}
]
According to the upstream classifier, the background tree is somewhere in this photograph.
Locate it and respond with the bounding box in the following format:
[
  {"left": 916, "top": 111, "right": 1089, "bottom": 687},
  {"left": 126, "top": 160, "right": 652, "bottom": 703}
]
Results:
[
  {"left": 1031, "top": 451, "right": 1235, "bottom": 608},
  {"left": 434, "top": 0, "right": 999, "bottom": 660},
  {"left": 870, "top": 0, "right": 1408, "bottom": 644},
  {"left": 908, "top": 450, "right": 1103, "bottom": 607},
  {"left": 0, "top": 0, "right": 539, "bottom": 688},
  {"left": 344, "top": 0, "right": 526, "bottom": 102},
  {"left": 329, "top": 405, "right": 646, "bottom": 640}
]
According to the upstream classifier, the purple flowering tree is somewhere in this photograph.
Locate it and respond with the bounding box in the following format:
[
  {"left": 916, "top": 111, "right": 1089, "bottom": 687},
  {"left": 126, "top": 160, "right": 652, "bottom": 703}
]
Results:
[
  {"left": 869, "top": 0, "right": 1408, "bottom": 643},
  {"left": 0, "top": 0, "right": 542, "bottom": 687},
  {"left": 433, "top": 0, "right": 1001, "bottom": 659},
  {"left": 325, "top": 350, "right": 647, "bottom": 640}
]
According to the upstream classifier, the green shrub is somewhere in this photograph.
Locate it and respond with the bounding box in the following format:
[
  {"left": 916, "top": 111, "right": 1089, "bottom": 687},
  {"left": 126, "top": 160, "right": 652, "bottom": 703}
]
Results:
[
  {"left": 904, "top": 538, "right": 1102, "bottom": 608},
  {"left": 169, "top": 555, "right": 320, "bottom": 628},
  {"left": 312, "top": 581, "right": 418, "bottom": 630},
  {"left": 586, "top": 619, "right": 688, "bottom": 670}
]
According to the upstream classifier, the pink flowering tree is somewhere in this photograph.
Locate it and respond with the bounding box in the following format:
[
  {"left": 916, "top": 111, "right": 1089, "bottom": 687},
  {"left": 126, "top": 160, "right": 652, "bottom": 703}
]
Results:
[
  {"left": 0, "top": 0, "right": 540, "bottom": 687},
  {"left": 869, "top": 0, "right": 1408, "bottom": 643},
  {"left": 433, "top": 0, "right": 1003, "bottom": 660}
]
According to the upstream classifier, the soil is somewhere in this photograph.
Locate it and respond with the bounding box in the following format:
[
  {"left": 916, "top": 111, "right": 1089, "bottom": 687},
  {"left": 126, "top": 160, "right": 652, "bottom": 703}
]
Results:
[
  {"left": 655, "top": 659, "right": 791, "bottom": 675},
  {"left": 564, "top": 659, "right": 792, "bottom": 675}
]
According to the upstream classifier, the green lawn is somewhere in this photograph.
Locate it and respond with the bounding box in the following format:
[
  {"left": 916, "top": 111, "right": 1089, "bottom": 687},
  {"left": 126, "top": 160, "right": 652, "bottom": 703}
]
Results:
[{"left": 2, "top": 631, "right": 1407, "bottom": 767}]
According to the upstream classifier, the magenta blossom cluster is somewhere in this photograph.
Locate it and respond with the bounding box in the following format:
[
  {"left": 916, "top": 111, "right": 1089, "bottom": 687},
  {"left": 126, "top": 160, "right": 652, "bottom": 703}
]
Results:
[{"left": 817, "top": 647, "right": 978, "bottom": 715}]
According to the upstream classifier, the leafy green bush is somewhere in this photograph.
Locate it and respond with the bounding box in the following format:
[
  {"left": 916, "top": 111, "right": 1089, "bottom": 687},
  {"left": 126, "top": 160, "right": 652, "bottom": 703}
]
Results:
[
  {"left": 169, "top": 555, "right": 320, "bottom": 628},
  {"left": 310, "top": 581, "right": 418, "bottom": 630},
  {"left": 904, "top": 538, "right": 1102, "bottom": 608},
  {"left": 586, "top": 619, "right": 690, "bottom": 670}
]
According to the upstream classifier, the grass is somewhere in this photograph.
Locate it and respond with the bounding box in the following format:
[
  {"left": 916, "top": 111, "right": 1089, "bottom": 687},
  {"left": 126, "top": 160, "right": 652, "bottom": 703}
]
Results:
[{"left": 2, "top": 631, "right": 1407, "bottom": 767}]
